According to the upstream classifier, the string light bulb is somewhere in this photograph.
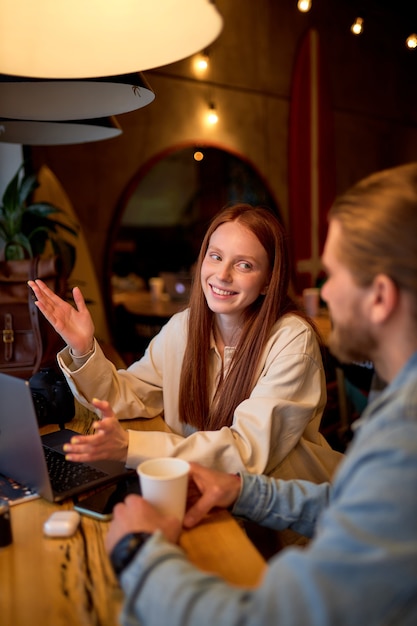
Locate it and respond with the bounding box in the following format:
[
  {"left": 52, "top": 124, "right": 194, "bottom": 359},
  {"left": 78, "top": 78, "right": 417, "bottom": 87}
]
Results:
[
  {"left": 194, "top": 51, "right": 209, "bottom": 73},
  {"left": 297, "top": 3, "right": 416, "bottom": 52},
  {"left": 351, "top": 17, "right": 364, "bottom": 35},
  {"left": 406, "top": 33, "right": 417, "bottom": 49},
  {"left": 207, "top": 102, "right": 218, "bottom": 125},
  {"left": 297, "top": 0, "right": 312, "bottom": 13}
]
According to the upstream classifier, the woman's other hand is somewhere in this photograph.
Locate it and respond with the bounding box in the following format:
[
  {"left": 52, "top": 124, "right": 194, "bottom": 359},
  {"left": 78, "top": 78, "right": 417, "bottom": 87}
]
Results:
[{"left": 63, "top": 399, "right": 129, "bottom": 463}]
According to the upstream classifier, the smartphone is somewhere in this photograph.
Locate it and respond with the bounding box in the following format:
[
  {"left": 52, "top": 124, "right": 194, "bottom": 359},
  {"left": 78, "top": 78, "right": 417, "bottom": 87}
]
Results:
[{"left": 74, "top": 477, "right": 141, "bottom": 521}]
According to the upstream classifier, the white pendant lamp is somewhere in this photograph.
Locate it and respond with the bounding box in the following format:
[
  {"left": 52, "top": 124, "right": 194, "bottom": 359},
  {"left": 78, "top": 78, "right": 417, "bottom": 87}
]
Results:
[
  {"left": 0, "top": 1, "right": 224, "bottom": 79},
  {"left": 0, "top": 73, "right": 155, "bottom": 121},
  {"left": 0, "top": 117, "right": 122, "bottom": 145}
]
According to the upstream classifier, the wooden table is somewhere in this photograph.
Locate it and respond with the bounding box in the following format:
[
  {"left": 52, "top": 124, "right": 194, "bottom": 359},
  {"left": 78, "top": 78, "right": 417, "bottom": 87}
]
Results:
[{"left": 0, "top": 410, "right": 266, "bottom": 626}]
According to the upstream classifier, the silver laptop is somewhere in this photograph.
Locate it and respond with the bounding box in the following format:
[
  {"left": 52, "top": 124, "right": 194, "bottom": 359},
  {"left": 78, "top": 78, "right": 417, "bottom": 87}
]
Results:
[{"left": 0, "top": 372, "right": 133, "bottom": 502}]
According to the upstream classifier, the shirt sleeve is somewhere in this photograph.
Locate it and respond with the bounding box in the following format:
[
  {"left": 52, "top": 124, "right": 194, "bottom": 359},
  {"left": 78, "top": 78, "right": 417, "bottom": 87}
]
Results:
[
  {"left": 232, "top": 472, "right": 330, "bottom": 537},
  {"left": 57, "top": 327, "right": 171, "bottom": 420}
]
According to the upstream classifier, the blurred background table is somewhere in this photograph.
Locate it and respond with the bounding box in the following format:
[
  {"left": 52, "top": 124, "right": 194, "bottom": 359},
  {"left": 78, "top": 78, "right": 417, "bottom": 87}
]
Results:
[
  {"left": 112, "top": 289, "right": 332, "bottom": 363},
  {"left": 112, "top": 290, "right": 187, "bottom": 362},
  {"left": 113, "top": 290, "right": 186, "bottom": 319}
]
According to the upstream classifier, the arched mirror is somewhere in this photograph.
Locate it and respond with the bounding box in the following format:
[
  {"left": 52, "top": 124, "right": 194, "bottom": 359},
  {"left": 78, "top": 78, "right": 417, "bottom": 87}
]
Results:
[
  {"left": 111, "top": 145, "right": 281, "bottom": 283},
  {"left": 108, "top": 144, "right": 282, "bottom": 360}
]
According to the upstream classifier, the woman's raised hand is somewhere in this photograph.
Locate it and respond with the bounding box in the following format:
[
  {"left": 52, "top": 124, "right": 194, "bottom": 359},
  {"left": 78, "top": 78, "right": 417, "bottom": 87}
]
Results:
[{"left": 28, "top": 279, "right": 95, "bottom": 355}]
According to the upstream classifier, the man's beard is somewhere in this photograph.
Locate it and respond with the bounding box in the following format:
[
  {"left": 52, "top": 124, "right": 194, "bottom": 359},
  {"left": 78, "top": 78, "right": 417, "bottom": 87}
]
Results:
[{"left": 327, "top": 316, "right": 377, "bottom": 365}]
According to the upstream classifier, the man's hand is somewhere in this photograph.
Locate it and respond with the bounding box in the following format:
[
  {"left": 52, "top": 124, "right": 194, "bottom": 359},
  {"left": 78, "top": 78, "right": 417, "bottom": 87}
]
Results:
[
  {"left": 105, "top": 494, "right": 182, "bottom": 553},
  {"left": 184, "top": 462, "right": 242, "bottom": 528}
]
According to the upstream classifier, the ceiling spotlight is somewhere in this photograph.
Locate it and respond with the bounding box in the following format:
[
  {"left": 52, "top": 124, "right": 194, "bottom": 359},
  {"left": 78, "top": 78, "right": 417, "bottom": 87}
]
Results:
[{"left": 351, "top": 17, "right": 364, "bottom": 35}]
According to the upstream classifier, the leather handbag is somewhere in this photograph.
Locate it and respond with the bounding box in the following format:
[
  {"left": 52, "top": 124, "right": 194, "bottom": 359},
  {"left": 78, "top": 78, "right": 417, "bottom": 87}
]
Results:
[{"left": 0, "top": 256, "right": 66, "bottom": 379}]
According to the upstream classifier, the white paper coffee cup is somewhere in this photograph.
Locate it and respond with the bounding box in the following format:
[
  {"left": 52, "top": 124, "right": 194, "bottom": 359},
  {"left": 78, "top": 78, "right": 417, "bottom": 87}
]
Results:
[
  {"left": 149, "top": 277, "right": 164, "bottom": 300},
  {"left": 137, "top": 457, "right": 190, "bottom": 521}
]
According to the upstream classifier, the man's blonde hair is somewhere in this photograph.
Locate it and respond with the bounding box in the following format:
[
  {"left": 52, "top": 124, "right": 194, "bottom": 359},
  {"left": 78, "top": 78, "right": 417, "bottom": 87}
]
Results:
[{"left": 329, "top": 163, "right": 417, "bottom": 309}]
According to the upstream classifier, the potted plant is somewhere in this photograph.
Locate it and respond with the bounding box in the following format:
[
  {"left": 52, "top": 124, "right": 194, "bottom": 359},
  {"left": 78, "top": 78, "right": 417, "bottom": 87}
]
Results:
[
  {"left": 0, "top": 163, "right": 78, "bottom": 378},
  {"left": 0, "top": 163, "right": 77, "bottom": 276}
]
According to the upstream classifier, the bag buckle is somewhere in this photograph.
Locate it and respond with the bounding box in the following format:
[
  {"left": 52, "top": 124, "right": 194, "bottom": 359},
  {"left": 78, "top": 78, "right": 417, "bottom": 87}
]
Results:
[
  {"left": 3, "top": 313, "right": 14, "bottom": 361},
  {"left": 3, "top": 329, "right": 14, "bottom": 343}
]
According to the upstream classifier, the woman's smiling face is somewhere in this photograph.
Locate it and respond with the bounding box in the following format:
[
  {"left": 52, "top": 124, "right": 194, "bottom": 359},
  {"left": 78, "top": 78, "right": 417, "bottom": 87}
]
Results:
[{"left": 201, "top": 220, "right": 270, "bottom": 322}]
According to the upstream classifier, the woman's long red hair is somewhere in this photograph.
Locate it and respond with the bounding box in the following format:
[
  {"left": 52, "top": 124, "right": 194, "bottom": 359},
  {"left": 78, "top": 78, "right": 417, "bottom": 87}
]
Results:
[{"left": 178, "top": 204, "right": 299, "bottom": 430}]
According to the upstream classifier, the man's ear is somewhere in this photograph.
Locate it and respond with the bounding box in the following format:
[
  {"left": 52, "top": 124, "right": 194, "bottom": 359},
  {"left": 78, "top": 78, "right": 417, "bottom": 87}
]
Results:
[{"left": 370, "top": 274, "right": 398, "bottom": 324}]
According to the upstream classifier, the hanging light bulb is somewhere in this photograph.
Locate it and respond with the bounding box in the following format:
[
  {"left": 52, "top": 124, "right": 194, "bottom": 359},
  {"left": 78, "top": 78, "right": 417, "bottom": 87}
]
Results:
[
  {"left": 406, "top": 33, "right": 417, "bottom": 49},
  {"left": 351, "top": 17, "right": 364, "bottom": 35},
  {"left": 297, "top": 0, "right": 312, "bottom": 13},
  {"left": 193, "top": 52, "right": 209, "bottom": 75},
  {"left": 194, "top": 150, "right": 204, "bottom": 161},
  {"left": 207, "top": 103, "right": 218, "bottom": 125}
]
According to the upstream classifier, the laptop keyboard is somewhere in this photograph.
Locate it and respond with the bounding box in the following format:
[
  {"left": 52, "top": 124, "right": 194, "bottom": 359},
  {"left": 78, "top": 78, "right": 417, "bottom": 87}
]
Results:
[{"left": 43, "top": 446, "right": 108, "bottom": 494}]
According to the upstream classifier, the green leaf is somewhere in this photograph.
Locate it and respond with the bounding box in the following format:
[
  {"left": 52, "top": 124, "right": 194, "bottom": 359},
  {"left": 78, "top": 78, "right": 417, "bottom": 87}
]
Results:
[
  {"left": 48, "top": 219, "right": 78, "bottom": 238},
  {"left": 26, "top": 202, "right": 62, "bottom": 217},
  {"left": 1, "top": 166, "right": 21, "bottom": 216},
  {"left": 5, "top": 244, "right": 26, "bottom": 260},
  {"left": 12, "top": 231, "right": 33, "bottom": 250},
  {"left": 18, "top": 172, "right": 38, "bottom": 206},
  {"left": 5, "top": 232, "right": 33, "bottom": 260}
]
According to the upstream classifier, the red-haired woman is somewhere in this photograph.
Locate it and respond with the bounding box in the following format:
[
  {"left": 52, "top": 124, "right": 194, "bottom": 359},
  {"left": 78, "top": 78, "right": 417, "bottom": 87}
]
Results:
[{"left": 29, "top": 204, "right": 342, "bottom": 482}]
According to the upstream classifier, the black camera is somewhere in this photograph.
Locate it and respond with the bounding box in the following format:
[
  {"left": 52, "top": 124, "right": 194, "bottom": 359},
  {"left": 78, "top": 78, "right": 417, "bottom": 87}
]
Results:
[{"left": 29, "top": 367, "right": 75, "bottom": 428}]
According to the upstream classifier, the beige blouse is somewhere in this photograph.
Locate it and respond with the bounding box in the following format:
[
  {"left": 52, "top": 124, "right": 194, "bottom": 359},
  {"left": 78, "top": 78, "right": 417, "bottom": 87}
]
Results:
[{"left": 58, "top": 310, "right": 343, "bottom": 482}]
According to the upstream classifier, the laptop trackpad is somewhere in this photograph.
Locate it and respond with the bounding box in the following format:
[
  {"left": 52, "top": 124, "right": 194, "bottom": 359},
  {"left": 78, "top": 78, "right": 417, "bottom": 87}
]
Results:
[{"left": 41, "top": 428, "right": 78, "bottom": 454}]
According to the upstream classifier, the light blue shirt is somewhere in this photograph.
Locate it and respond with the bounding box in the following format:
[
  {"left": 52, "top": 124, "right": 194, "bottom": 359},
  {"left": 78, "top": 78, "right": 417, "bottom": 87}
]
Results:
[{"left": 118, "top": 352, "right": 417, "bottom": 626}]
